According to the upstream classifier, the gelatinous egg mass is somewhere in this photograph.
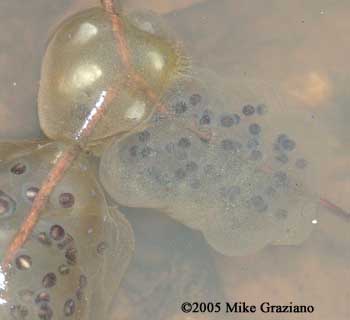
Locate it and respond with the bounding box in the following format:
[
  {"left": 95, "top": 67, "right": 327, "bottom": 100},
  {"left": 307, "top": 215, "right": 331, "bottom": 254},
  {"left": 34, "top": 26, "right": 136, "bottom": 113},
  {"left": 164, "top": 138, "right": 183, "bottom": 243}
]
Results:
[
  {"left": 0, "top": 142, "right": 134, "bottom": 319},
  {"left": 38, "top": 7, "right": 186, "bottom": 143},
  {"left": 99, "top": 70, "right": 327, "bottom": 256}
]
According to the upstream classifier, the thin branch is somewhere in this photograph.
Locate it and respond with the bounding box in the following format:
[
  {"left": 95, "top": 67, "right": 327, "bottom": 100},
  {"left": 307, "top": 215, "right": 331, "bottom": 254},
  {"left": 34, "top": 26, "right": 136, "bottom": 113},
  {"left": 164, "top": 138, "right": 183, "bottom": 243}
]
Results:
[
  {"left": 101, "top": 0, "right": 132, "bottom": 69},
  {"left": 101, "top": 0, "right": 168, "bottom": 114},
  {"left": 319, "top": 197, "right": 350, "bottom": 221}
]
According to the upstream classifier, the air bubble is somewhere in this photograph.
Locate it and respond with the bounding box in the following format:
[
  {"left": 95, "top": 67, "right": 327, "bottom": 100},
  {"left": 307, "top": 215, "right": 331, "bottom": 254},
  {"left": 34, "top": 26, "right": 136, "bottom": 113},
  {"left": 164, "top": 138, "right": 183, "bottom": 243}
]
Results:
[
  {"left": 58, "top": 264, "right": 70, "bottom": 275},
  {"left": 25, "top": 186, "right": 39, "bottom": 202},
  {"left": 15, "top": 255, "right": 32, "bottom": 270}
]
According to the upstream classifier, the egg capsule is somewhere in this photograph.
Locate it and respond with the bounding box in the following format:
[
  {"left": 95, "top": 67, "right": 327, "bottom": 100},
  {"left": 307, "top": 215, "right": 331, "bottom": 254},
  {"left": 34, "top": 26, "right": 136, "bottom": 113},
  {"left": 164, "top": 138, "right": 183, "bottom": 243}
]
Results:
[
  {"left": 38, "top": 7, "right": 188, "bottom": 144},
  {"left": 0, "top": 142, "right": 134, "bottom": 319}
]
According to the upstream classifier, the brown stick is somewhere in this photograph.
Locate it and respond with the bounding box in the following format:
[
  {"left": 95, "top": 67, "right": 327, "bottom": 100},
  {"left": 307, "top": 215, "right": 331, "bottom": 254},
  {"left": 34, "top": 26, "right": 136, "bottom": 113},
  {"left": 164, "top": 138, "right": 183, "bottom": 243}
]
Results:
[
  {"left": 101, "top": 0, "right": 168, "bottom": 114},
  {"left": 319, "top": 197, "right": 350, "bottom": 221},
  {"left": 101, "top": 0, "right": 132, "bottom": 69}
]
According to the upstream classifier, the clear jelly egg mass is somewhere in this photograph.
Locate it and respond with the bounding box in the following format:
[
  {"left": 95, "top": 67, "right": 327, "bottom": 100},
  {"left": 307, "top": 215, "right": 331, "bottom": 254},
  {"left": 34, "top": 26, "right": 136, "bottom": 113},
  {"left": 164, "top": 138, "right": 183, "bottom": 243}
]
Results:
[
  {"left": 99, "top": 70, "right": 326, "bottom": 256},
  {"left": 0, "top": 142, "right": 134, "bottom": 319},
  {"left": 38, "top": 7, "right": 187, "bottom": 144}
]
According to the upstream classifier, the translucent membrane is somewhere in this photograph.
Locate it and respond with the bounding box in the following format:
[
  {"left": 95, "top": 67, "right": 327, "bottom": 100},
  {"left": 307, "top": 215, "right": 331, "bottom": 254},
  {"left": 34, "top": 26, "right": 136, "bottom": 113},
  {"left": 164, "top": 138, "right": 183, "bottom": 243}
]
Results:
[
  {"left": 38, "top": 7, "right": 187, "bottom": 144},
  {"left": 99, "top": 70, "right": 328, "bottom": 256},
  {"left": 0, "top": 142, "right": 134, "bottom": 319}
]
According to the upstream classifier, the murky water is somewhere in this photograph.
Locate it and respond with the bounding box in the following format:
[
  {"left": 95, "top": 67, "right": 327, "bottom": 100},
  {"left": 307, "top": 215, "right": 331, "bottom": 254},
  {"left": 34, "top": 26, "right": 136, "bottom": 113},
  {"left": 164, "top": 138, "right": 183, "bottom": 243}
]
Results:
[{"left": 0, "top": 0, "right": 349, "bottom": 319}]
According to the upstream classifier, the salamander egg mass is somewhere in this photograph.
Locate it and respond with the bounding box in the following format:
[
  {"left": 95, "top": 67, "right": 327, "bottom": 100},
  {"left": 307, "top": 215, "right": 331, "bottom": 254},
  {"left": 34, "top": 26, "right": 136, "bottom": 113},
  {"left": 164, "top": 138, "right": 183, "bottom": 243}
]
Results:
[{"left": 38, "top": 7, "right": 187, "bottom": 143}]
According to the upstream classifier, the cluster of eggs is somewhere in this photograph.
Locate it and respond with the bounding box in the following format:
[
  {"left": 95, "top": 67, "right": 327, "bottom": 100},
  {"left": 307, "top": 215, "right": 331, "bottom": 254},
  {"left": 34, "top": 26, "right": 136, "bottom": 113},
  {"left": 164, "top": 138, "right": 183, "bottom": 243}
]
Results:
[
  {"left": 0, "top": 4, "right": 325, "bottom": 319},
  {"left": 100, "top": 70, "right": 323, "bottom": 256},
  {"left": 0, "top": 142, "right": 134, "bottom": 320}
]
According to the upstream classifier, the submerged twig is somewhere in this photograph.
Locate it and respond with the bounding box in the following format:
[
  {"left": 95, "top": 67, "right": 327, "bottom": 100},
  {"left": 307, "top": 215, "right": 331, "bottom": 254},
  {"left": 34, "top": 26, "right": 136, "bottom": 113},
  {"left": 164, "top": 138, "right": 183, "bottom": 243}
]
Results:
[
  {"left": 319, "top": 197, "right": 350, "bottom": 221},
  {"left": 101, "top": 0, "right": 169, "bottom": 114}
]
